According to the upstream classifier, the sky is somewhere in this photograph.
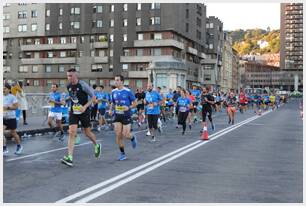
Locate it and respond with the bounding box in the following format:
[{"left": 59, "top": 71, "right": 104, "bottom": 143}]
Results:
[{"left": 206, "top": 3, "right": 280, "bottom": 31}]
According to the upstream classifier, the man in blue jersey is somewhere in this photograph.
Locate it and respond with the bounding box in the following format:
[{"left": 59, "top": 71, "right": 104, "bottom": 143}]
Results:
[
  {"left": 144, "top": 83, "right": 163, "bottom": 142},
  {"left": 191, "top": 85, "right": 201, "bottom": 122},
  {"left": 95, "top": 85, "right": 110, "bottom": 131},
  {"left": 109, "top": 75, "right": 137, "bottom": 161},
  {"left": 47, "top": 84, "right": 65, "bottom": 140},
  {"left": 165, "top": 88, "right": 175, "bottom": 118}
]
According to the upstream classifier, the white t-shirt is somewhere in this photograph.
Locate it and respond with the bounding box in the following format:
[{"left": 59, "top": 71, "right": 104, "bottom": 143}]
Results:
[{"left": 3, "top": 94, "right": 18, "bottom": 119}]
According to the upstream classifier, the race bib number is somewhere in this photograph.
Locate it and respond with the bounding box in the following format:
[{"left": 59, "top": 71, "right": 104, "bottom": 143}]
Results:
[
  {"left": 148, "top": 103, "right": 154, "bottom": 109},
  {"left": 179, "top": 107, "right": 187, "bottom": 112},
  {"left": 72, "top": 104, "right": 82, "bottom": 114},
  {"left": 115, "top": 105, "right": 125, "bottom": 114},
  {"left": 137, "top": 100, "right": 143, "bottom": 104}
]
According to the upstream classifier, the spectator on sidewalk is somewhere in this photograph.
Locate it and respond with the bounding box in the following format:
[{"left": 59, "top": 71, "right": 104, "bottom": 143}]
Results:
[{"left": 12, "top": 81, "right": 29, "bottom": 125}]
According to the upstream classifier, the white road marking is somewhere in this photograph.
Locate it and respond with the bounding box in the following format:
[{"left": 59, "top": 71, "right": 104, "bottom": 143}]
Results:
[{"left": 56, "top": 111, "right": 271, "bottom": 203}]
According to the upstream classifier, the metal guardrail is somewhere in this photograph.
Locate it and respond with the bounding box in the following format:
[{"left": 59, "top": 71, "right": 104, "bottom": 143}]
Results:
[{"left": 25, "top": 93, "right": 50, "bottom": 117}]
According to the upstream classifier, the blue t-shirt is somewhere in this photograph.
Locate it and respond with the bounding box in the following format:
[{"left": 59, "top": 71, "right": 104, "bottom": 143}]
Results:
[
  {"left": 177, "top": 97, "right": 191, "bottom": 112},
  {"left": 145, "top": 91, "right": 163, "bottom": 115},
  {"left": 191, "top": 89, "right": 201, "bottom": 102},
  {"left": 96, "top": 91, "right": 110, "bottom": 109},
  {"left": 111, "top": 87, "right": 136, "bottom": 116},
  {"left": 49, "top": 92, "right": 62, "bottom": 113},
  {"left": 166, "top": 93, "right": 174, "bottom": 106}
]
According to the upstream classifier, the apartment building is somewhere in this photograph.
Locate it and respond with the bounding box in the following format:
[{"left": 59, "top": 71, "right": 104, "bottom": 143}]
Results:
[{"left": 3, "top": 3, "right": 208, "bottom": 92}]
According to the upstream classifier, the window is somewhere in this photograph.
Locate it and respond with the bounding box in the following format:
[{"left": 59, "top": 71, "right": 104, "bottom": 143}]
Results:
[
  {"left": 150, "top": 17, "right": 160, "bottom": 25},
  {"left": 136, "top": 80, "right": 142, "bottom": 88},
  {"left": 196, "top": 30, "right": 201, "bottom": 40},
  {"left": 71, "top": 22, "right": 80, "bottom": 29},
  {"left": 196, "top": 18, "right": 201, "bottom": 27},
  {"left": 154, "top": 48, "right": 161, "bottom": 56},
  {"left": 151, "top": 3, "right": 160, "bottom": 9},
  {"left": 154, "top": 33, "right": 162, "bottom": 40},
  {"left": 91, "top": 64, "right": 103, "bottom": 72},
  {"left": 98, "top": 50, "right": 105, "bottom": 57},
  {"left": 93, "top": 5, "right": 103, "bottom": 13},
  {"left": 123, "top": 19, "right": 128, "bottom": 27},
  {"left": 31, "top": 24, "right": 37, "bottom": 31},
  {"left": 123, "top": 34, "right": 127, "bottom": 42},
  {"left": 59, "top": 65, "right": 65, "bottom": 72},
  {"left": 90, "top": 50, "right": 95, "bottom": 57},
  {"left": 123, "top": 4, "right": 128, "bottom": 11},
  {"left": 109, "top": 64, "right": 113, "bottom": 72},
  {"left": 210, "top": 23, "right": 213, "bottom": 28},
  {"left": 4, "top": 3, "right": 10, "bottom": 7},
  {"left": 206, "top": 23, "right": 210, "bottom": 28},
  {"left": 136, "top": 18, "right": 141, "bottom": 26},
  {"left": 4, "top": 13, "right": 10, "bottom": 20},
  {"left": 60, "top": 51, "right": 66, "bottom": 57},
  {"left": 186, "top": 9, "right": 189, "bottom": 18},
  {"left": 33, "top": 80, "right": 39, "bottom": 86},
  {"left": 59, "top": 23, "right": 63, "bottom": 30},
  {"left": 59, "top": 80, "right": 66, "bottom": 87},
  {"left": 48, "top": 38, "right": 53, "bottom": 44},
  {"left": 47, "top": 52, "right": 53, "bottom": 58},
  {"left": 3, "top": 66, "right": 11, "bottom": 73},
  {"left": 137, "top": 3, "right": 141, "bottom": 10},
  {"left": 97, "top": 20, "right": 103, "bottom": 28},
  {"left": 122, "top": 64, "right": 128, "bottom": 70},
  {"left": 80, "top": 36, "right": 85, "bottom": 43},
  {"left": 19, "top": 66, "right": 28, "bottom": 73},
  {"left": 110, "top": 34, "right": 114, "bottom": 42},
  {"left": 185, "top": 23, "right": 189, "bottom": 32},
  {"left": 209, "top": 44, "right": 213, "bottom": 49},
  {"left": 46, "top": 9, "right": 50, "bottom": 16},
  {"left": 18, "top": 11, "right": 27, "bottom": 19},
  {"left": 18, "top": 24, "right": 27, "bottom": 32},
  {"left": 123, "top": 49, "right": 129, "bottom": 56},
  {"left": 110, "top": 4, "right": 114, "bottom": 12},
  {"left": 3, "top": 26, "right": 10, "bottom": 33},
  {"left": 59, "top": 8, "right": 63, "bottom": 16},
  {"left": 110, "top": 49, "right": 113, "bottom": 57},
  {"left": 46, "top": 24, "right": 50, "bottom": 31},
  {"left": 110, "top": 19, "right": 114, "bottom": 27},
  {"left": 31, "top": 10, "right": 38, "bottom": 18},
  {"left": 32, "top": 65, "right": 38, "bottom": 73},
  {"left": 47, "top": 80, "right": 53, "bottom": 87},
  {"left": 137, "top": 33, "right": 143, "bottom": 40},
  {"left": 34, "top": 39, "right": 40, "bottom": 45},
  {"left": 45, "top": 65, "right": 52, "bottom": 72},
  {"left": 71, "top": 8, "right": 80, "bottom": 15},
  {"left": 136, "top": 49, "right": 143, "bottom": 56}
]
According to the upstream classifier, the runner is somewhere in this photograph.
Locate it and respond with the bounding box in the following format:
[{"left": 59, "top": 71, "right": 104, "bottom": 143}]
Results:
[
  {"left": 61, "top": 69, "right": 101, "bottom": 167},
  {"left": 165, "top": 88, "right": 175, "bottom": 119},
  {"left": 200, "top": 86, "right": 215, "bottom": 132},
  {"left": 144, "top": 83, "right": 163, "bottom": 142},
  {"left": 109, "top": 75, "right": 137, "bottom": 161},
  {"left": 215, "top": 92, "right": 222, "bottom": 113},
  {"left": 224, "top": 91, "right": 238, "bottom": 124},
  {"left": 3, "top": 83, "right": 23, "bottom": 155},
  {"left": 191, "top": 85, "right": 201, "bottom": 123},
  {"left": 135, "top": 89, "right": 145, "bottom": 127},
  {"left": 176, "top": 89, "right": 193, "bottom": 135},
  {"left": 238, "top": 89, "right": 248, "bottom": 113},
  {"left": 269, "top": 93, "right": 276, "bottom": 111},
  {"left": 47, "top": 84, "right": 65, "bottom": 140},
  {"left": 95, "top": 85, "right": 110, "bottom": 131}
]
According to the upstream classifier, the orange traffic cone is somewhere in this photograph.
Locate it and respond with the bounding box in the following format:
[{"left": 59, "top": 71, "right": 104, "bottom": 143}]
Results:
[{"left": 201, "top": 122, "right": 209, "bottom": 141}]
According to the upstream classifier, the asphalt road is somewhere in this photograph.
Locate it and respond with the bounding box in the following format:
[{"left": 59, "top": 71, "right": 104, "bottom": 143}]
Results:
[{"left": 3, "top": 99, "right": 303, "bottom": 203}]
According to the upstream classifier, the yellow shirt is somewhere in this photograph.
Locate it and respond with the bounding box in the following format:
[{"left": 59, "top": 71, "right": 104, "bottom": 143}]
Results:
[{"left": 269, "top": 95, "right": 275, "bottom": 102}]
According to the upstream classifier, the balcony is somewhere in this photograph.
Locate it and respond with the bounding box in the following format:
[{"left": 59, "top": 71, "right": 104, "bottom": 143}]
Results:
[
  {"left": 199, "top": 52, "right": 206, "bottom": 59},
  {"left": 187, "top": 47, "right": 198, "bottom": 55},
  {"left": 134, "top": 39, "right": 184, "bottom": 50},
  {"left": 120, "top": 55, "right": 175, "bottom": 63},
  {"left": 128, "top": 71, "right": 148, "bottom": 78},
  {"left": 21, "top": 57, "right": 76, "bottom": 65},
  {"left": 94, "top": 56, "right": 108, "bottom": 63},
  {"left": 93, "top": 42, "right": 108, "bottom": 48},
  {"left": 20, "top": 43, "right": 77, "bottom": 51}
]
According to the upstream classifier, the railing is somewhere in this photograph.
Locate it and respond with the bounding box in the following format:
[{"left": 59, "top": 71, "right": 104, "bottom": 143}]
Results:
[{"left": 24, "top": 93, "right": 50, "bottom": 117}]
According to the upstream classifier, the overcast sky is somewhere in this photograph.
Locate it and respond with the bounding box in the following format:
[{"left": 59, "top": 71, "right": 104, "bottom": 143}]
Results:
[{"left": 206, "top": 3, "right": 280, "bottom": 31}]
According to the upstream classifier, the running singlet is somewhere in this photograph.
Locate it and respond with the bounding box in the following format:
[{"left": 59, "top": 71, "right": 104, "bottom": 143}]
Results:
[
  {"left": 67, "top": 80, "right": 95, "bottom": 115},
  {"left": 270, "top": 95, "right": 275, "bottom": 103},
  {"left": 111, "top": 87, "right": 136, "bottom": 116},
  {"left": 166, "top": 93, "right": 174, "bottom": 106},
  {"left": 226, "top": 96, "right": 237, "bottom": 107},
  {"left": 96, "top": 92, "right": 110, "bottom": 109},
  {"left": 191, "top": 89, "right": 201, "bottom": 102},
  {"left": 49, "top": 91, "right": 62, "bottom": 113},
  {"left": 145, "top": 91, "right": 162, "bottom": 115},
  {"left": 177, "top": 97, "right": 191, "bottom": 112},
  {"left": 239, "top": 93, "right": 247, "bottom": 104}
]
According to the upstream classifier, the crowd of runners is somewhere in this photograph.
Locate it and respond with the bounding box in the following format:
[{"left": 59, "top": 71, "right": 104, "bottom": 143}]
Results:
[{"left": 3, "top": 69, "right": 289, "bottom": 167}]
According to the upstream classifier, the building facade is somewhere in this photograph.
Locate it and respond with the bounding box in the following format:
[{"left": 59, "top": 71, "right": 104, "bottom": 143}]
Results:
[
  {"left": 220, "top": 32, "right": 233, "bottom": 92},
  {"left": 3, "top": 3, "right": 208, "bottom": 92},
  {"left": 280, "top": 3, "right": 303, "bottom": 91}
]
